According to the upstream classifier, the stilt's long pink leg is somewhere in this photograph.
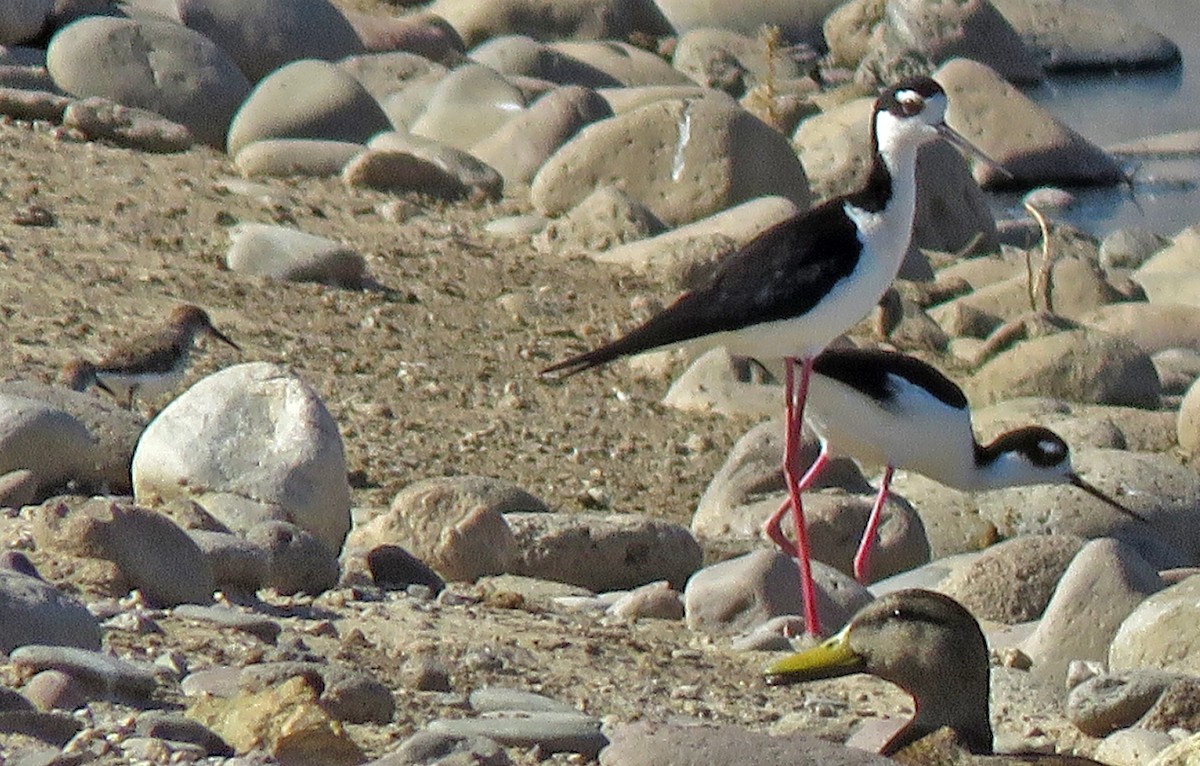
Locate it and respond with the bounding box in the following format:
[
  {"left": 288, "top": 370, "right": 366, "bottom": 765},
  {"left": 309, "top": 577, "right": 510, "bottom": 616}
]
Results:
[
  {"left": 853, "top": 465, "right": 894, "bottom": 584},
  {"left": 772, "top": 357, "right": 821, "bottom": 635},
  {"left": 763, "top": 448, "right": 830, "bottom": 556}
]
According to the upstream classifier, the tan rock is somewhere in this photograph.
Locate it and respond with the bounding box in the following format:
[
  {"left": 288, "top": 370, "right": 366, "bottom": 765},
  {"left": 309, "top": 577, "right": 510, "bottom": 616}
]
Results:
[{"left": 188, "top": 675, "right": 365, "bottom": 766}]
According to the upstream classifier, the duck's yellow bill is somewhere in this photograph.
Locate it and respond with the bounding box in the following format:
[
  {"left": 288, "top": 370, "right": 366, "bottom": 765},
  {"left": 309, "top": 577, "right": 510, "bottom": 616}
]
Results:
[{"left": 764, "top": 625, "right": 865, "bottom": 685}]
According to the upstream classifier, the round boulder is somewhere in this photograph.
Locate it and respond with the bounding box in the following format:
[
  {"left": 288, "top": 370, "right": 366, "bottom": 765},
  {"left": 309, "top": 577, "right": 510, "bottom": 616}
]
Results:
[
  {"left": 131, "top": 362, "right": 352, "bottom": 555},
  {"left": 178, "top": 0, "right": 364, "bottom": 82},
  {"left": 532, "top": 94, "right": 811, "bottom": 227},
  {"left": 226, "top": 59, "right": 391, "bottom": 157},
  {"left": 0, "top": 394, "right": 95, "bottom": 498},
  {"left": 46, "top": 15, "right": 250, "bottom": 147},
  {"left": 0, "top": 569, "right": 101, "bottom": 654}
]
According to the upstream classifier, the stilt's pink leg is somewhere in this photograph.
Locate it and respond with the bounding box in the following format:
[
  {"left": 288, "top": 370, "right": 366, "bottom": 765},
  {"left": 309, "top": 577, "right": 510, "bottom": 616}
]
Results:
[
  {"left": 763, "top": 447, "right": 830, "bottom": 556},
  {"left": 853, "top": 465, "right": 894, "bottom": 585},
  {"left": 773, "top": 357, "right": 821, "bottom": 635}
]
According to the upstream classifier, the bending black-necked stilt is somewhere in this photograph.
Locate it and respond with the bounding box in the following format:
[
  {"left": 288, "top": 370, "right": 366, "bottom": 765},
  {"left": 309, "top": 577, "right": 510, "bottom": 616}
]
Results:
[
  {"left": 763, "top": 347, "right": 1145, "bottom": 584},
  {"left": 68, "top": 304, "right": 240, "bottom": 408},
  {"left": 542, "top": 77, "right": 1003, "bottom": 636}
]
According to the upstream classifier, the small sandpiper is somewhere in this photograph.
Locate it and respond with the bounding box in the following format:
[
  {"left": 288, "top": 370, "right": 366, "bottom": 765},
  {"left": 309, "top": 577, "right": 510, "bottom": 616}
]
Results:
[{"left": 64, "top": 304, "right": 240, "bottom": 408}]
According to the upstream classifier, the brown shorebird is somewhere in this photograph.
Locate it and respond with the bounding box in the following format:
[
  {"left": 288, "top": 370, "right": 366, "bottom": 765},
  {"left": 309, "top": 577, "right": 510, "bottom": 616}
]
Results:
[{"left": 65, "top": 304, "right": 240, "bottom": 408}]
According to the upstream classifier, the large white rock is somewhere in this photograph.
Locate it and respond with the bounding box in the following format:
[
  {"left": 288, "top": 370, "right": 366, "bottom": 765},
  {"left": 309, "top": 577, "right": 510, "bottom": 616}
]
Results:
[
  {"left": 131, "top": 363, "right": 352, "bottom": 554},
  {"left": 46, "top": 15, "right": 250, "bottom": 147}
]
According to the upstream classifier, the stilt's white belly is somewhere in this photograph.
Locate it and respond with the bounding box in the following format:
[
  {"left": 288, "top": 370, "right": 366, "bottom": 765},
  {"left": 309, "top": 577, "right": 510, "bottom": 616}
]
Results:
[{"left": 805, "top": 375, "right": 978, "bottom": 487}]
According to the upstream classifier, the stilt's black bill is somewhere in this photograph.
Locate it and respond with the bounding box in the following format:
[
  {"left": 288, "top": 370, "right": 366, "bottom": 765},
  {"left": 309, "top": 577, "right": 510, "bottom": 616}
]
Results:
[
  {"left": 937, "top": 124, "right": 1013, "bottom": 180},
  {"left": 1070, "top": 474, "right": 1146, "bottom": 522}
]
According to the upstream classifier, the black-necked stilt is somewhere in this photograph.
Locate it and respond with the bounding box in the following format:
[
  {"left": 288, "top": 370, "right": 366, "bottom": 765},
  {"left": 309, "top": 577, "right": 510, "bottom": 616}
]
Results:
[
  {"left": 763, "top": 347, "right": 1145, "bottom": 584},
  {"left": 542, "top": 77, "right": 1003, "bottom": 636},
  {"left": 68, "top": 304, "right": 240, "bottom": 408},
  {"left": 764, "top": 589, "right": 1111, "bottom": 763}
]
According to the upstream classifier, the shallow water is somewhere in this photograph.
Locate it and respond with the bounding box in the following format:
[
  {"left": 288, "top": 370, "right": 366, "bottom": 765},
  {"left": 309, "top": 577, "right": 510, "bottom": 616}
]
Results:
[{"left": 988, "top": 0, "right": 1200, "bottom": 237}]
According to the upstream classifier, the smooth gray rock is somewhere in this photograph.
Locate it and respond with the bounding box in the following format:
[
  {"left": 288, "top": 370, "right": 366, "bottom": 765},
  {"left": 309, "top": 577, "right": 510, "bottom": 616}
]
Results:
[
  {"left": 1021, "top": 538, "right": 1164, "bottom": 683},
  {"left": 361, "top": 130, "right": 502, "bottom": 199},
  {"left": 673, "top": 27, "right": 806, "bottom": 96},
  {"left": 607, "top": 580, "right": 685, "bottom": 621},
  {"left": 651, "top": 0, "right": 841, "bottom": 47},
  {"left": 177, "top": 0, "right": 363, "bottom": 82},
  {"left": 428, "top": 0, "right": 666, "bottom": 48},
  {"left": 428, "top": 712, "right": 606, "bottom": 757},
  {"left": 234, "top": 138, "right": 363, "bottom": 178},
  {"left": 991, "top": 0, "right": 1180, "bottom": 72},
  {"left": 1110, "top": 575, "right": 1200, "bottom": 675},
  {"left": 0, "top": 570, "right": 100, "bottom": 654},
  {"left": 131, "top": 362, "right": 352, "bottom": 555},
  {"left": 470, "top": 35, "right": 621, "bottom": 88},
  {"left": 877, "top": 0, "right": 1042, "bottom": 84},
  {"left": 227, "top": 223, "right": 366, "bottom": 286},
  {"left": 1080, "top": 303, "right": 1200, "bottom": 355},
  {"left": 1099, "top": 226, "right": 1167, "bottom": 270},
  {"left": 472, "top": 84, "right": 612, "bottom": 189},
  {"left": 506, "top": 511, "right": 702, "bottom": 592},
  {"left": 968, "top": 329, "right": 1160, "bottom": 408},
  {"left": 1067, "top": 670, "right": 1179, "bottom": 737},
  {"left": 135, "top": 711, "right": 233, "bottom": 756},
  {"left": 34, "top": 501, "right": 214, "bottom": 606},
  {"left": 47, "top": 15, "right": 248, "bottom": 146},
  {"left": 226, "top": 59, "right": 390, "bottom": 157},
  {"left": 409, "top": 63, "right": 525, "bottom": 151},
  {"left": 10, "top": 645, "right": 158, "bottom": 697},
  {"left": 188, "top": 529, "right": 269, "bottom": 592},
  {"left": 1133, "top": 224, "right": 1200, "bottom": 307},
  {"left": 1180, "top": 377, "right": 1200, "bottom": 455},
  {"left": 383, "top": 730, "right": 511, "bottom": 766},
  {"left": 535, "top": 185, "right": 665, "bottom": 255},
  {"left": 532, "top": 93, "right": 811, "bottom": 227},
  {"left": 62, "top": 96, "right": 194, "bottom": 152},
  {"left": 0, "top": 394, "right": 95, "bottom": 498},
  {"left": 470, "top": 687, "right": 580, "bottom": 715},
  {"left": 684, "top": 549, "right": 871, "bottom": 636},
  {"left": 600, "top": 721, "right": 893, "bottom": 766},
  {"left": 939, "top": 534, "right": 1085, "bottom": 624},
  {"left": 936, "top": 57, "right": 1125, "bottom": 187},
  {"left": 172, "top": 604, "right": 281, "bottom": 641},
  {"left": 338, "top": 50, "right": 449, "bottom": 101},
  {"left": 0, "top": 0, "right": 53, "bottom": 45}
]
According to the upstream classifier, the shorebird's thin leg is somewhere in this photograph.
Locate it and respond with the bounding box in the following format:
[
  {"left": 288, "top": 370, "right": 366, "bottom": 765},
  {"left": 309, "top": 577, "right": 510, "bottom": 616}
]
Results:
[
  {"left": 764, "top": 446, "right": 830, "bottom": 557},
  {"left": 778, "top": 356, "right": 821, "bottom": 636},
  {"left": 854, "top": 465, "right": 894, "bottom": 584}
]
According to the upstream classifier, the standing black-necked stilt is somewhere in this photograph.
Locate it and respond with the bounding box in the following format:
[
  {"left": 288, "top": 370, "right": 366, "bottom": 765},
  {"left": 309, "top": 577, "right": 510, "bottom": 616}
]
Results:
[
  {"left": 542, "top": 77, "right": 1003, "bottom": 636},
  {"left": 763, "top": 347, "right": 1145, "bottom": 584}
]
